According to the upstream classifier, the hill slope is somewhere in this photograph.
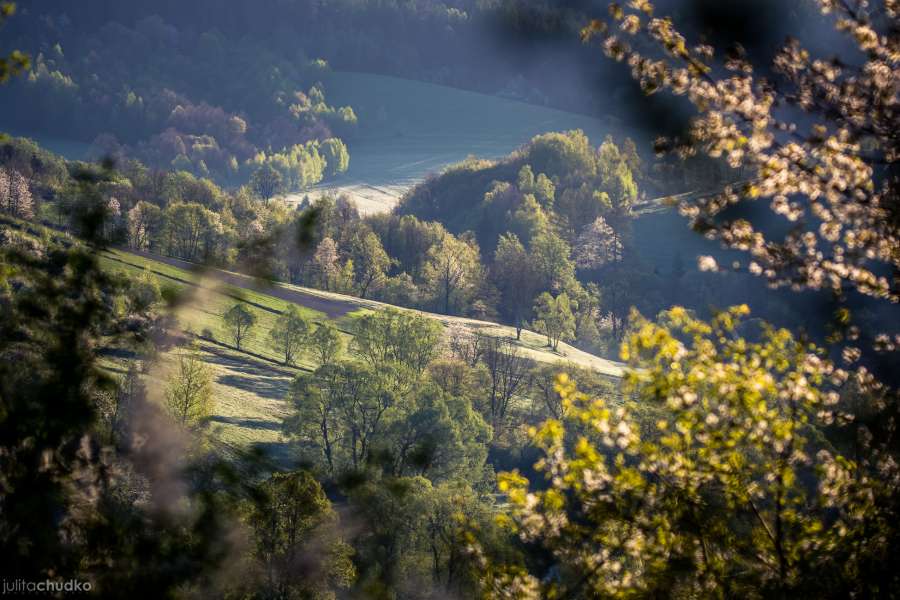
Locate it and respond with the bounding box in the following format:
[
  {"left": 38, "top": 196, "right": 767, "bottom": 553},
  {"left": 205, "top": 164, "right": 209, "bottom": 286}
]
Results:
[
  {"left": 104, "top": 247, "right": 624, "bottom": 377},
  {"left": 99, "top": 248, "right": 623, "bottom": 468},
  {"left": 287, "top": 71, "right": 625, "bottom": 214}
]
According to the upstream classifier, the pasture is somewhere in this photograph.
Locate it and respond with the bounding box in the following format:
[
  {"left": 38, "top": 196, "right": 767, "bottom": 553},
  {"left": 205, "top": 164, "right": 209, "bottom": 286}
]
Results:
[{"left": 98, "top": 248, "right": 623, "bottom": 466}]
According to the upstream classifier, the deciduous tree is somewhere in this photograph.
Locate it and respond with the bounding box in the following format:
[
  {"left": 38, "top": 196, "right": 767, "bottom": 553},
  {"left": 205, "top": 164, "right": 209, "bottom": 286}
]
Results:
[
  {"left": 246, "top": 470, "right": 355, "bottom": 598},
  {"left": 477, "top": 306, "right": 896, "bottom": 598},
  {"left": 164, "top": 344, "right": 213, "bottom": 427},
  {"left": 532, "top": 292, "right": 576, "bottom": 351},
  {"left": 422, "top": 231, "right": 483, "bottom": 315},
  {"left": 493, "top": 233, "right": 540, "bottom": 339},
  {"left": 309, "top": 321, "right": 343, "bottom": 367},
  {"left": 351, "top": 229, "right": 391, "bottom": 298},
  {"left": 223, "top": 303, "right": 257, "bottom": 350},
  {"left": 269, "top": 305, "right": 310, "bottom": 365},
  {"left": 352, "top": 308, "right": 443, "bottom": 376},
  {"left": 250, "top": 163, "right": 283, "bottom": 205}
]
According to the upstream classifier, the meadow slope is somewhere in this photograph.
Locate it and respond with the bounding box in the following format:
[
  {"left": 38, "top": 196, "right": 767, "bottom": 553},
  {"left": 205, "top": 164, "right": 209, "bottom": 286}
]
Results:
[
  {"left": 285, "top": 71, "right": 624, "bottom": 214},
  {"left": 99, "top": 248, "right": 623, "bottom": 469}
]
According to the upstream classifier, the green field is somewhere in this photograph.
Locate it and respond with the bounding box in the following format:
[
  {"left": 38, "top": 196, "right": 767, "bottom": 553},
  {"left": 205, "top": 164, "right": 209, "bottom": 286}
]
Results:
[
  {"left": 99, "top": 250, "right": 336, "bottom": 369},
  {"left": 288, "top": 71, "right": 625, "bottom": 214},
  {"left": 101, "top": 248, "right": 623, "bottom": 376},
  {"left": 97, "top": 248, "right": 623, "bottom": 467}
]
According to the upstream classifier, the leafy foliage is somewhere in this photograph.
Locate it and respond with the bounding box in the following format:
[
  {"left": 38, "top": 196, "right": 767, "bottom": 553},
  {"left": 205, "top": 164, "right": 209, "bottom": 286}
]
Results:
[
  {"left": 164, "top": 343, "right": 213, "bottom": 427},
  {"left": 478, "top": 306, "right": 899, "bottom": 598},
  {"left": 223, "top": 302, "right": 257, "bottom": 350}
]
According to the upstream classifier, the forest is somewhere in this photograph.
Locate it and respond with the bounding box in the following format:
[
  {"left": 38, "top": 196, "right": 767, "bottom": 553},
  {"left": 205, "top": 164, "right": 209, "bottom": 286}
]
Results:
[{"left": 1, "top": 1, "right": 899, "bottom": 599}]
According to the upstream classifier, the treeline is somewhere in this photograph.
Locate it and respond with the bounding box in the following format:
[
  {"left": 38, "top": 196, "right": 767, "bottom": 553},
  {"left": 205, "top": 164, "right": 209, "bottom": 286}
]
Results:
[
  {"left": 1, "top": 130, "right": 806, "bottom": 359},
  {"left": 6, "top": 0, "right": 612, "bottom": 115},
  {"left": 0, "top": 130, "right": 743, "bottom": 358},
  {"left": 1, "top": 11, "right": 355, "bottom": 188}
]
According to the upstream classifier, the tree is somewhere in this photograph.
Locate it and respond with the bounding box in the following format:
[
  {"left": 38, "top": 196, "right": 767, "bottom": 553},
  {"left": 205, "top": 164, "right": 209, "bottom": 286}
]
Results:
[
  {"left": 348, "top": 476, "right": 433, "bottom": 590},
  {"left": 351, "top": 229, "right": 391, "bottom": 298},
  {"left": 493, "top": 233, "right": 540, "bottom": 339},
  {"left": 351, "top": 308, "right": 443, "bottom": 376},
  {"left": 584, "top": 0, "right": 898, "bottom": 305},
  {"left": 0, "top": 168, "right": 33, "bottom": 219},
  {"left": 480, "top": 336, "right": 533, "bottom": 437},
  {"left": 422, "top": 231, "right": 483, "bottom": 315},
  {"left": 163, "top": 201, "right": 219, "bottom": 261},
  {"left": 311, "top": 236, "right": 340, "bottom": 291},
  {"left": 507, "top": 193, "right": 549, "bottom": 248},
  {"left": 223, "top": 303, "right": 257, "bottom": 350},
  {"left": 532, "top": 292, "right": 576, "bottom": 351},
  {"left": 528, "top": 229, "right": 578, "bottom": 295},
  {"left": 446, "top": 324, "right": 488, "bottom": 367},
  {"left": 477, "top": 306, "right": 897, "bottom": 598},
  {"left": 381, "top": 385, "right": 491, "bottom": 481},
  {"left": 126, "top": 200, "right": 164, "bottom": 251},
  {"left": 596, "top": 135, "right": 638, "bottom": 224},
  {"left": 285, "top": 361, "right": 395, "bottom": 473},
  {"left": 427, "top": 357, "right": 490, "bottom": 402},
  {"left": 250, "top": 163, "right": 283, "bottom": 205},
  {"left": 573, "top": 215, "right": 623, "bottom": 269},
  {"left": 310, "top": 321, "right": 343, "bottom": 367},
  {"left": 126, "top": 271, "right": 161, "bottom": 315},
  {"left": 320, "top": 138, "right": 350, "bottom": 177},
  {"left": 517, "top": 164, "right": 555, "bottom": 208},
  {"left": 269, "top": 306, "right": 310, "bottom": 365},
  {"left": 164, "top": 344, "right": 213, "bottom": 427},
  {"left": 247, "top": 471, "right": 355, "bottom": 599},
  {"left": 524, "top": 130, "right": 597, "bottom": 182},
  {"left": 0, "top": 152, "right": 237, "bottom": 595}
]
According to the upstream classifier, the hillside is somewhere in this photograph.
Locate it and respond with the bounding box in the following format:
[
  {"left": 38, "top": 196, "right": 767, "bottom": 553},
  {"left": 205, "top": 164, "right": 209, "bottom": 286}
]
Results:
[
  {"left": 98, "top": 247, "right": 623, "bottom": 468},
  {"left": 103, "top": 247, "right": 624, "bottom": 376},
  {"left": 287, "top": 71, "right": 626, "bottom": 214}
]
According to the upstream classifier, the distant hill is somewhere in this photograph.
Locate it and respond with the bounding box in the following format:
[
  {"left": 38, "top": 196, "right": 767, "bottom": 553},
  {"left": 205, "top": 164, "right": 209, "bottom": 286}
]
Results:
[{"left": 288, "top": 71, "right": 632, "bottom": 214}]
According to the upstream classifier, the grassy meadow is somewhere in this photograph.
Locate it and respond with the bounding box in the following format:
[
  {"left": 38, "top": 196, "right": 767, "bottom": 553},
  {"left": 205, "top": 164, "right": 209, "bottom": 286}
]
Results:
[{"left": 97, "top": 248, "right": 623, "bottom": 466}]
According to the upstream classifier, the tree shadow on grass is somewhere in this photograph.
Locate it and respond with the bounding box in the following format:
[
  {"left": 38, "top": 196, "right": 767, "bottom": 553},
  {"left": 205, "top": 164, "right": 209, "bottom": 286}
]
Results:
[
  {"left": 198, "top": 340, "right": 296, "bottom": 376},
  {"left": 216, "top": 373, "right": 290, "bottom": 400},
  {"left": 195, "top": 342, "right": 295, "bottom": 400},
  {"left": 250, "top": 441, "right": 300, "bottom": 470},
  {"left": 208, "top": 415, "right": 282, "bottom": 431}
]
